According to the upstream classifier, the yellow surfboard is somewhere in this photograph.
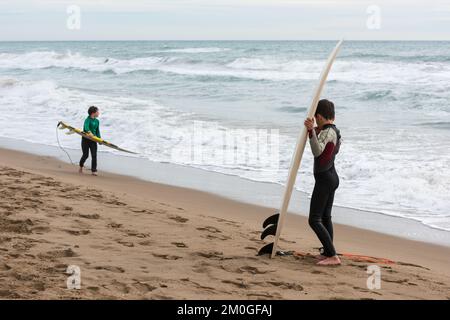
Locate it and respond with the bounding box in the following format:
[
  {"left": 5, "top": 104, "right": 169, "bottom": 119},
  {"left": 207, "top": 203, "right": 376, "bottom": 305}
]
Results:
[{"left": 57, "top": 121, "right": 138, "bottom": 154}]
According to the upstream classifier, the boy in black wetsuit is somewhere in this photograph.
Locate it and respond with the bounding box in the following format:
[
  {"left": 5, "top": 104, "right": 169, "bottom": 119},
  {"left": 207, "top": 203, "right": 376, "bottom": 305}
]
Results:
[{"left": 304, "top": 99, "right": 342, "bottom": 266}]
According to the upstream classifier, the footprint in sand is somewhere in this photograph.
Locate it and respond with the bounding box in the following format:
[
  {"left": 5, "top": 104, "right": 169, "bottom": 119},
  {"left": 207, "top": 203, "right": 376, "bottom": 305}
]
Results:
[
  {"left": 0, "top": 218, "right": 33, "bottom": 234},
  {"left": 383, "top": 278, "right": 410, "bottom": 284},
  {"left": 129, "top": 208, "right": 154, "bottom": 215},
  {"left": 32, "top": 282, "right": 46, "bottom": 292},
  {"left": 222, "top": 279, "right": 248, "bottom": 289},
  {"left": 247, "top": 292, "right": 282, "bottom": 299},
  {"left": 78, "top": 213, "right": 100, "bottom": 220},
  {"left": 169, "top": 215, "right": 189, "bottom": 223},
  {"left": 212, "top": 217, "right": 240, "bottom": 226},
  {"left": 38, "top": 248, "right": 78, "bottom": 260},
  {"left": 64, "top": 229, "right": 90, "bottom": 236},
  {"left": 185, "top": 279, "right": 216, "bottom": 291},
  {"left": 105, "top": 280, "right": 130, "bottom": 294},
  {"left": 117, "top": 240, "right": 135, "bottom": 247},
  {"left": 171, "top": 242, "right": 188, "bottom": 248},
  {"left": 94, "top": 265, "right": 125, "bottom": 273},
  {"left": 138, "top": 240, "right": 153, "bottom": 246},
  {"left": 237, "top": 266, "right": 274, "bottom": 275},
  {"left": 133, "top": 281, "right": 157, "bottom": 293},
  {"left": 87, "top": 286, "right": 100, "bottom": 293},
  {"left": 266, "top": 281, "right": 304, "bottom": 291},
  {"left": 197, "top": 226, "right": 221, "bottom": 233},
  {"left": 205, "top": 234, "right": 231, "bottom": 241},
  {"left": 125, "top": 230, "right": 150, "bottom": 238},
  {"left": 0, "top": 290, "right": 20, "bottom": 299},
  {"left": 105, "top": 199, "right": 127, "bottom": 206},
  {"left": 196, "top": 251, "right": 228, "bottom": 260},
  {"left": 152, "top": 253, "right": 182, "bottom": 260},
  {"left": 0, "top": 263, "right": 11, "bottom": 271},
  {"left": 107, "top": 222, "right": 122, "bottom": 229}
]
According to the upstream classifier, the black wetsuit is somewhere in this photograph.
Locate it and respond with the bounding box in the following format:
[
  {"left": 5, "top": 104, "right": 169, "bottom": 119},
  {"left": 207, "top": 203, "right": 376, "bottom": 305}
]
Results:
[
  {"left": 308, "top": 124, "right": 341, "bottom": 257},
  {"left": 80, "top": 138, "right": 98, "bottom": 172}
]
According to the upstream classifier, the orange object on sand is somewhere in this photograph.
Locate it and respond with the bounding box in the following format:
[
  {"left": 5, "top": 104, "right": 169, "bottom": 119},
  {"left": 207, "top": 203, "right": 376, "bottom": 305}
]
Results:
[{"left": 339, "top": 253, "right": 395, "bottom": 264}]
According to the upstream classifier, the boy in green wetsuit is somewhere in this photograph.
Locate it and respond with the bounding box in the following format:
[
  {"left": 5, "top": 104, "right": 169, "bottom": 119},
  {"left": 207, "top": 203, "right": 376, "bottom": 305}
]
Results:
[{"left": 79, "top": 106, "right": 101, "bottom": 176}]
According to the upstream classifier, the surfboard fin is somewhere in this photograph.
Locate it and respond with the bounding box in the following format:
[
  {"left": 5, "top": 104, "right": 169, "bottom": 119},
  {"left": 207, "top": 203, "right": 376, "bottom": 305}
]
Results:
[
  {"left": 257, "top": 242, "right": 274, "bottom": 256},
  {"left": 258, "top": 212, "right": 280, "bottom": 256},
  {"left": 260, "top": 224, "right": 277, "bottom": 240},
  {"left": 262, "top": 213, "right": 279, "bottom": 229}
]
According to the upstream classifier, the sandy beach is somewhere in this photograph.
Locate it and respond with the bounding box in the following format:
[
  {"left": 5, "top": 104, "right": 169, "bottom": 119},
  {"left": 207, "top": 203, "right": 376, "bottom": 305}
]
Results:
[{"left": 0, "top": 147, "right": 448, "bottom": 300}]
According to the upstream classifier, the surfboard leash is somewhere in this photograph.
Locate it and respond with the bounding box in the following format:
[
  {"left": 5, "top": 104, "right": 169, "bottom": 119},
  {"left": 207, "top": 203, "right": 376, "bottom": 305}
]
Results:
[{"left": 56, "top": 122, "right": 75, "bottom": 165}]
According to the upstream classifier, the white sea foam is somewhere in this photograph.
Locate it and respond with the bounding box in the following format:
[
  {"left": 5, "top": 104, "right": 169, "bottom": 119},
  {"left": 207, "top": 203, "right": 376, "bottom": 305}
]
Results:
[
  {"left": 1, "top": 51, "right": 450, "bottom": 86},
  {"left": 0, "top": 77, "right": 449, "bottom": 231},
  {"left": 160, "top": 47, "right": 231, "bottom": 53}
]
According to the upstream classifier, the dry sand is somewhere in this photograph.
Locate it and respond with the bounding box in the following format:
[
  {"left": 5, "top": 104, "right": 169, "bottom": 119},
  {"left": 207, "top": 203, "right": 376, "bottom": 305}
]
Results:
[{"left": 0, "top": 147, "right": 449, "bottom": 300}]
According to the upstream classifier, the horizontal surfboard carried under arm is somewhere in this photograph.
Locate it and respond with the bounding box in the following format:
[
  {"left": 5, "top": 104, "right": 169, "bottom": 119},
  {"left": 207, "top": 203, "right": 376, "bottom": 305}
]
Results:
[
  {"left": 57, "top": 121, "right": 138, "bottom": 154},
  {"left": 258, "top": 39, "right": 344, "bottom": 258}
]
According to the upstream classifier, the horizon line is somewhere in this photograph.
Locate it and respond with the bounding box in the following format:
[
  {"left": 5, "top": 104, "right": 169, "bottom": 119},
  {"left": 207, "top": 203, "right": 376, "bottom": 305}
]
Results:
[{"left": 1, "top": 39, "right": 449, "bottom": 42}]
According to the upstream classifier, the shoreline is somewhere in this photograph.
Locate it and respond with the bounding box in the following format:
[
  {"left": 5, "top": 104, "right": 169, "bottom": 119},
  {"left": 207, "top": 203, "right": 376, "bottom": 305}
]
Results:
[
  {"left": 1, "top": 136, "right": 449, "bottom": 247},
  {"left": 0, "top": 146, "right": 449, "bottom": 299}
]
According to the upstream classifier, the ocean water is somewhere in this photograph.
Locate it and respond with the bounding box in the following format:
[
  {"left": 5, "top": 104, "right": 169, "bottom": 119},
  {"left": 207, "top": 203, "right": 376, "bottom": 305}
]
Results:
[{"left": 0, "top": 41, "right": 449, "bottom": 231}]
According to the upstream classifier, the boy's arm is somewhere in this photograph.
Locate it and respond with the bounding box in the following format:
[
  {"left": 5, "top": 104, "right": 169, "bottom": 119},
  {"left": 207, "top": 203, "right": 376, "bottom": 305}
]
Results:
[
  {"left": 97, "top": 124, "right": 101, "bottom": 138},
  {"left": 308, "top": 128, "right": 336, "bottom": 157}
]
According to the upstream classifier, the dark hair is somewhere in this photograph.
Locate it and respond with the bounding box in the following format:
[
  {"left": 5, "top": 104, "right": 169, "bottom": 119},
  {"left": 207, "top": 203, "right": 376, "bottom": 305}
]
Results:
[
  {"left": 88, "top": 106, "right": 98, "bottom": 115},
  {"left": 315, "top": 99, "right": 335, "bottom": 120}
]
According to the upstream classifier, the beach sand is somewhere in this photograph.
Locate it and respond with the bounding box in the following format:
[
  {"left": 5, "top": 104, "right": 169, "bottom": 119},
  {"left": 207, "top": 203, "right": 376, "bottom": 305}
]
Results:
[{"left": 0, "top": 147, "right": 449, "bottom": 300}]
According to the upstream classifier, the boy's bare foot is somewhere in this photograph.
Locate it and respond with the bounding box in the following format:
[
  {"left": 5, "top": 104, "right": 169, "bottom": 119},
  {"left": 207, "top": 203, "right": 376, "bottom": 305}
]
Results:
[
  {"left": 92, "top": 171, "right": 98, "bottom": 176},
  {"left": 78, "top": 167, "right": 83, "bottom": 174},
  {"left": 314, "top": 254, "right": 328, "bottom": 261},
  {"left": 317, "top": 255, "right": 341, "bottom": 266}
]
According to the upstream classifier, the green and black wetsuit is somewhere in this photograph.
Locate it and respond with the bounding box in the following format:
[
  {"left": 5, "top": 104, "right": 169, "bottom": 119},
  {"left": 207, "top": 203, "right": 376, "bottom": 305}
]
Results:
[{"left": 79, "top": 117, "right": 101, "bottom": 172}]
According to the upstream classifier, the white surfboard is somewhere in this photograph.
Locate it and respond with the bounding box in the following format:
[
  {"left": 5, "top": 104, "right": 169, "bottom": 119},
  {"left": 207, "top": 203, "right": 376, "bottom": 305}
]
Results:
[{"left": 258, "top": 40, "right": 344, "bottom": 258}]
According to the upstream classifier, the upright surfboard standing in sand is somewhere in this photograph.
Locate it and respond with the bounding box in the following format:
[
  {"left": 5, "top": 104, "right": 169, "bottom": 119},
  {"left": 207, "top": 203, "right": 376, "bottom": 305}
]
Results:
[{"left": 258, "top": 40, "right": 344, "bottom": 258}]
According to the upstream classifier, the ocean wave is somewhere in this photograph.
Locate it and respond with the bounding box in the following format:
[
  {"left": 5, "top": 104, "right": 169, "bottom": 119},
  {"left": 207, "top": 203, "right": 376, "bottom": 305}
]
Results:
[
  {"left": 356, "top": 89, "right": 396, "bottom": 101},
  {"left": 277, "top": 106, "right": 307, "bottom": 113},
  {"left": 158, "top": 47, "right": 231, "bottom": 53},
  {"left": 0, "top": 51, "right": 174, "bottom": 74},
  {"left": 415, "top": 121, "right": 450, "bottom": 130},
  {"left": 341, "top": 52, "right": 450, "bottom": 63},
  {"left": 1, "top": 51, "right": 450, "bottom": 84}
]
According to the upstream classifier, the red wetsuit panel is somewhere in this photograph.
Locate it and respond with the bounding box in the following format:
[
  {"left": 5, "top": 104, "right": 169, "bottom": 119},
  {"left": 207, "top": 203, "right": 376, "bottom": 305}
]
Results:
[{"left": 319, "top": 142, "right": 335, "bottom": 167}]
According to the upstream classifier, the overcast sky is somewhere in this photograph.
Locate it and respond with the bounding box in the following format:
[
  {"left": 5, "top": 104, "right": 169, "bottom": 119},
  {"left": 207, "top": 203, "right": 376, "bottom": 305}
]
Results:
[{"left": 0, "top": 0, "right": 449, "bottom": 41}]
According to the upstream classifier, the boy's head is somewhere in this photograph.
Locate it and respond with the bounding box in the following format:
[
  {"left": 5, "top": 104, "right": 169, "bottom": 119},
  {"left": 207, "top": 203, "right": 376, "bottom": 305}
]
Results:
[
  {"left": 315, "top": 99, "right": 334, "bottom": 126},
  {"left": 88, "top": 106, "right": 99, "bottom": 118}
]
